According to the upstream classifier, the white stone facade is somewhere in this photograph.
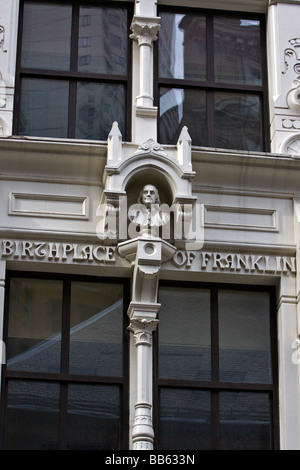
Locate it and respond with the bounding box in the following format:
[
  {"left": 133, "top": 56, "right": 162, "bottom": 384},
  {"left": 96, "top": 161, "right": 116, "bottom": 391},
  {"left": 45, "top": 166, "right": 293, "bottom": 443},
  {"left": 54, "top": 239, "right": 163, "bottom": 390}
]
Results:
[{"left": 0, "top": 0, "right": 300, "bottom": 450}]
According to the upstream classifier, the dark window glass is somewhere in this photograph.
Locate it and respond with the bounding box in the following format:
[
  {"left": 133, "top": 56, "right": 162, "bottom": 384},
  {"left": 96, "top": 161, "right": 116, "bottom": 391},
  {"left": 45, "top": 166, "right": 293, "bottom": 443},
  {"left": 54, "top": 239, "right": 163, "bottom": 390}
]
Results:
[
  {"left": 159, "top": 12, "right": 206, "bottom": 81},
  {"left": 69, "top": 282, "right": 123, "bottom": 376},
  {"left": 156, "top": 284, "right": 278, "bottom": 450},
  {"left": 5, "top": 380, "right": 60, "bottom": 450},
  {"left": 21, "top": 2, "right": 72, "bottom": 71},
  {"left": 214, "top": 17, "right": 262, "bottom": 85},
  {"left": 19, "top": 78, "right": 69, "bottom": 138},
  {"left": 157, "top": 9, "right": 267, "bottom": 152},
  {"left": 159, "top": 88, "right": 207, "bottom": 146},
  {"left": 76, "top": 82, "right": 125, "bottom": 141},
  {"left": 160, "top": 389, "right": 211, "bottom": 450},
  {"left": 7, "top": 278, "right": 63, "bottom": 372},
  {"left": 78, "top": 7, "right": 127, "bottom": 75},
  {"left": 16, "top": 1, "right": 130, "bottom": 141},
  {"left": 218, "top": 290, "right": 271, "bottom": 383},
  {"left": 214, "top": 92, "right": 262, "bottom": 151},
  {"left": 2, "top": 274, "right": 127, "bottom": 450},
  {"left": 219, "top": 392, "right": 271, "bottom": 450},
  {"left": 159, "top": 287, "right": 210, "bottom": 381},
  {"left": 67, "top": 384, "right": 120, "bottom": 450}
]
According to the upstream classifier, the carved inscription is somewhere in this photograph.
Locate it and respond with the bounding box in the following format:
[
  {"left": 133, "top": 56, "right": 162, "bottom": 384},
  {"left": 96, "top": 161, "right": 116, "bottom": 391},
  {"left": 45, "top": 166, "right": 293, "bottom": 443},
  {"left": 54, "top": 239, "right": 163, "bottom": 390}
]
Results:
[
  {"left": 0, "top": 240, "right": 297, "bottom": 275},
  {"left": 1, "top": 240, "right": 116, "bottom": 263},
  {"left": 172, "top": 250, "right": 296, "bottom": 274}
]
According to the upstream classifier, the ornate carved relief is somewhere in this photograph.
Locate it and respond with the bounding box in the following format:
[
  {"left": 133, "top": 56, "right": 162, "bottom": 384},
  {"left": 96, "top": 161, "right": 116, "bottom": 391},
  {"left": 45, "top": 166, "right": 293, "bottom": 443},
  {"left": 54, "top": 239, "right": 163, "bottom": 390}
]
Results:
[
  {"left": 280, "top": 133, "right": 300, "bottom": 155},
  {"left": 130, "top": 20, "right": 160, "bottom": 46},
  {"left": 0, "top": 25, "right": 7, "bottom": 53},
  {"left": 0, "top": 117, "right": 8, "bottom": 135},
  {"left": 282, "top": 38, "right": 300, "bottom": 76},
  {"left": 282, "top": 38, "right": 300, "bottom": 111}
]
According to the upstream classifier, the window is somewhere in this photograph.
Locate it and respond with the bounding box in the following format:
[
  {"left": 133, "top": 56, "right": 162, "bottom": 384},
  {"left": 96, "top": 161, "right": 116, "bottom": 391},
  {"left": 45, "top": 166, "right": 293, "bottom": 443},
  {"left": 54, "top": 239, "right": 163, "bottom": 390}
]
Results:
[
  {"left": 156, "top": 8, "right": 269, "bottom": 152},
  {"left": 14, "top": 1, "right": 131, "bottom": 141},
  {"left": 155, "top": 283, "right": 279, "bottom": 450},
  {"left": 1, "top": 272, "right": 129, "bottom": 450}
]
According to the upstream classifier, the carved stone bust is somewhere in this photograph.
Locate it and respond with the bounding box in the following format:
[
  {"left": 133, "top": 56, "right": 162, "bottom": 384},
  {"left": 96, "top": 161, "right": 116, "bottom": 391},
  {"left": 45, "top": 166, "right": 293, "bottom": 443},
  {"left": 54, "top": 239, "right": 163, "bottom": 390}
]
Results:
[{"left": 128, "top": 184, "right": 169, "bottom": 235}]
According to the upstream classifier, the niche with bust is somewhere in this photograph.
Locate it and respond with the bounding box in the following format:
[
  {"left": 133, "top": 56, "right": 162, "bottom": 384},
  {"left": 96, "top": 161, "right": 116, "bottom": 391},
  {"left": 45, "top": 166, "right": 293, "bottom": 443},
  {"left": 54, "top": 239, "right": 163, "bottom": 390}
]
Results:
[{"left": 125, "top": 169, "right": 174, "bottom": 241}]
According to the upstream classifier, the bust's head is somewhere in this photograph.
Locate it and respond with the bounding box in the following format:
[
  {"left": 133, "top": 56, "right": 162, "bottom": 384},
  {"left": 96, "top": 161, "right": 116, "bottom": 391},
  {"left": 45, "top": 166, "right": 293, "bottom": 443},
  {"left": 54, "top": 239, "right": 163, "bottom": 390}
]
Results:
[{"left": 139, "top": 184, "right": 160, "bottom": 207}]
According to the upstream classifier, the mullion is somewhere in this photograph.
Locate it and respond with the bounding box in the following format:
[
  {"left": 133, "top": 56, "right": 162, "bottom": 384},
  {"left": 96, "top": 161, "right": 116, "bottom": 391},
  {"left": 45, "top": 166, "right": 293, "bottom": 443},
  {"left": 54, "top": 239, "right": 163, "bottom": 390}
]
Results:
[
  {"left": 157, "top": 77, "right": 264, "bottom": 93},
  {"left": 68, "top": 81, "right": 77, "bottom": 139}
]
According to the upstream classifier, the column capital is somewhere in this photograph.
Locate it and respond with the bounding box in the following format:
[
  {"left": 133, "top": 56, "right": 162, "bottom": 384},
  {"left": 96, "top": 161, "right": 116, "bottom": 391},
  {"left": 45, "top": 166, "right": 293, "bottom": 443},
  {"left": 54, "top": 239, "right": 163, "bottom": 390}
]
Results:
[
  {"left": 130, "top": 16, "right": 160, "bottom": 46},
  {"left": 128, "top": 318, "right": 159, "bottom": 347}
]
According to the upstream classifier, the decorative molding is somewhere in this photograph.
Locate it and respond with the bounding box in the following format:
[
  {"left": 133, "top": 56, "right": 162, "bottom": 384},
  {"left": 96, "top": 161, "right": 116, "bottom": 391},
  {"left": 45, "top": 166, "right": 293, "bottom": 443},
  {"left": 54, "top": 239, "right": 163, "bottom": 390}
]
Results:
[
  {"left": 9, "top": 193, "right": 89, "bottom": 220},
  {"left": 282, "top": 118, "right": 300, "bottom": 129},
  {"left": 204, "top": 205, "right": 278, "bottom": 232}
]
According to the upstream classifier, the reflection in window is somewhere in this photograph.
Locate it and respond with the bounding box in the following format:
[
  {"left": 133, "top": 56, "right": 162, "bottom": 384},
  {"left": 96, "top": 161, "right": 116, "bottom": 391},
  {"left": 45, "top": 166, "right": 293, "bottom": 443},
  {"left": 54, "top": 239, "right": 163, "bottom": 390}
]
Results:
[
  {"left": 7, "top": 278, "right": 63, "bottom": 373},
  {"left": 67, "top": 384, "right": 120, "bottom": 450},
  {"left": 78, "top": 7, "right": 127, "bottom": 75},
  {"left": 159, "top": 287, "right": 211, "bottom": 381},
  {"left": 160, "top": 389, "right": 211, "bottom": 450},
  {"left": 157, "top": 284, "right": 277, "bottom": 450},
  {"left": 21, "top": 3, "right": 72, "bottom": 70},
  {"left": 69, "top": 282, "right": 123, "bottom": 376},
  {"left": 159, "top": 13, "right": 206, "bottom": 81},
  {"left": 19, "top": 78, "right": 69, "bottom": 138},
  {"left": 75, "top": 82, "right": 125, "bottom": 140},
  {"left": 157, "top": 10, "right": 267, "bottom": 151},
  {"left": 16, "top": 2, "right": 130, "bottom": 140},
  {"left": 218, "top": 290, "right": 271, "bottom": 383},
  {"left": 219, "top": 392, "right": 271, "bottom": 450},
  {"left": 6, "top": 381, "right": 60, "bottom": 450},
  {"left": 3, "top": 275, "right": 127, "bottom": 450},
  {"left": 214, "top": 93, "right": 262, "bottom": 151},
  {"left": 159, "top": 88, "right": 207, "bottom": 146},
  {"left": 214, "top": 17, "right": 262, "bottom": 85}
]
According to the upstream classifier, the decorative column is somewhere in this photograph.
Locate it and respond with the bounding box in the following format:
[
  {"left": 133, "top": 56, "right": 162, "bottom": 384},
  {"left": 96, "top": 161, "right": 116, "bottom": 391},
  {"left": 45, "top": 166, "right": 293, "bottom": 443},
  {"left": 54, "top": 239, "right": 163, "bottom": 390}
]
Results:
[
  {"left": 118, "top": 236, "right": 176, "bottom": 449},
  {"left": 130, "top": 19, "right": 160, "bottom": 110},
  {"left": 130, "top": 13, "right": 160, "bottom": 142}
]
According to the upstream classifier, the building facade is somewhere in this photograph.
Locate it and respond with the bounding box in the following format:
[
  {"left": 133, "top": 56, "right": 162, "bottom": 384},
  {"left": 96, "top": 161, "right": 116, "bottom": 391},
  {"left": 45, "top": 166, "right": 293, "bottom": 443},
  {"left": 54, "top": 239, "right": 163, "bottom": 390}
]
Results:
[{"left": 0, "top": 0, "right": 300, "bottom": 450}]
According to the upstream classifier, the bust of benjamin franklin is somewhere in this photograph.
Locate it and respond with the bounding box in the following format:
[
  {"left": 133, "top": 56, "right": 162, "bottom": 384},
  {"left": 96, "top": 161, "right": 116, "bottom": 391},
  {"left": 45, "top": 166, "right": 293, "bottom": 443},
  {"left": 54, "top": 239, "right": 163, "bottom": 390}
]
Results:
[{"left": 128, "top": 185, "right": 169, "bottom": 232}]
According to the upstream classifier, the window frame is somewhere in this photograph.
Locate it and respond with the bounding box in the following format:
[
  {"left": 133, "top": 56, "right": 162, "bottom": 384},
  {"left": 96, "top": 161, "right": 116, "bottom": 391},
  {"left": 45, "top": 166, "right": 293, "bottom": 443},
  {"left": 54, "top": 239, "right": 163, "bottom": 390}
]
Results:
[
  {"left": 154, "top": 6, "right": 270, "bottom": 152},
  {"left": 13, "top": 0, "right": 133, "bottom": 141},
  {"left": 154, "top": 281, "right": 279, "bottom": 450},
  {"left": 0, "top": 270, "right": 130, "bottom": 450}
]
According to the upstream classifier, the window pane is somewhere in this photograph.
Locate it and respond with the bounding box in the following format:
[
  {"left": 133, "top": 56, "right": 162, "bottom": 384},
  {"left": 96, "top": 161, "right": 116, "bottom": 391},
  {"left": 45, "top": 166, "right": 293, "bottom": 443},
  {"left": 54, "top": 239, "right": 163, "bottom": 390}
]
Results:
[
  {"left": 76, "top": 82, "right": 125, "bottom": 141},
  {"left": 160, "top": 389, "right": 211, "bottom": 450},
  {"left": 214, "top": 92, "right": 262, "bottom": 151},
  {"left": 159, "top": 13, "right": 206, "bottom": 81},
  {"left": 7, "top": 278, "right": 63, "bottom": 373},
  {"left": 78, "top": 7, "right": 127, "bottom": 74},
  {"left": 159, "top": 287, "right": 211, "bottom": 381},
  {"left": 21, "top": 2, "right": 72, "bottom": 70},
  {"left": 214, "top": 17, "right": 262, "bottom": 85},
  {"left": 218, "top": 290, "right": 272, "bottom": 383},
  {"left": 19, "top": 78, "right": 69, "bottom": 138},
  {"left": 219, "top": 392, "right": 271, "bottom": 449},
  {"left": 67, "top": 384, "right": 120, "bottom": 450},
  {"left": 159, "top": 88, "right": 207, "bottom": 146},
  {"left": 5, "top": 380, "right": 60, "bottom": 450},
  {"left": 69, "top": 282, "right": 123, "bottom": 376}
]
